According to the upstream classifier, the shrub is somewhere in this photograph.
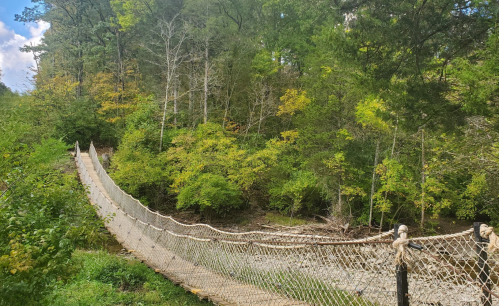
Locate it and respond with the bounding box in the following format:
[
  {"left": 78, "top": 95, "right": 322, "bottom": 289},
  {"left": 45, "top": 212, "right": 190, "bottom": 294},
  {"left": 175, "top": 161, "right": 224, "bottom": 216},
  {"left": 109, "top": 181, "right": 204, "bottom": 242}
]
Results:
[{"left": 177, "top": 173, "right": 243, "bottom": 213}]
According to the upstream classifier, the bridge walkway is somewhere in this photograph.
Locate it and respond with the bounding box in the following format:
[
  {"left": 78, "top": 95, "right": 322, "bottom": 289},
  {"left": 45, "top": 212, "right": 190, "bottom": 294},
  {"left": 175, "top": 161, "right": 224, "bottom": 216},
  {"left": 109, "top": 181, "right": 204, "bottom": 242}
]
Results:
[{"left": 78, "top": 152, "right": 309, "bottom": 306}]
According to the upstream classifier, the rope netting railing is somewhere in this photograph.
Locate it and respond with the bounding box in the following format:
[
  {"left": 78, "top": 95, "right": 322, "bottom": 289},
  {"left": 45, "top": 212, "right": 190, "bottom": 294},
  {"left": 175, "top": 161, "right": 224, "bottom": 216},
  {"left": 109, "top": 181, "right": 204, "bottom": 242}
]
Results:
[{"left": 75, "top": 142, "right": 499, "bottom": 306}]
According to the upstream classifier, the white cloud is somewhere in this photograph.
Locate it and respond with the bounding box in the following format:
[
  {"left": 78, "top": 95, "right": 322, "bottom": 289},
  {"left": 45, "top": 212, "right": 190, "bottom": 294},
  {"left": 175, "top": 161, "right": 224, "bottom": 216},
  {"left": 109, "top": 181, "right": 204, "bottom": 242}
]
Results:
[{"left": 0, "top": 20, "right": 49, "bottom": 92}]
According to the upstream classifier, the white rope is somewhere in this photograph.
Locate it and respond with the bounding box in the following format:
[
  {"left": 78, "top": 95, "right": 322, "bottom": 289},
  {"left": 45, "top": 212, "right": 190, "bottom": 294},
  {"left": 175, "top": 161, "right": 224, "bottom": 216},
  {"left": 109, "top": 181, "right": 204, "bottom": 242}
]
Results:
[
  {"left": 88, "top": 143, "right": 344, "bottom": 242},
  {"left": 412, "top": 228, "right": 474, "bottom": 242},
  {"left": 77, "top": 142, "right": 499, "bottom": 305},
  {"left": 480, "top": 224, "right": 499, "bottom": 253},
  {"left": 393, "top": 225, "right": 412, "bottom": 267}
]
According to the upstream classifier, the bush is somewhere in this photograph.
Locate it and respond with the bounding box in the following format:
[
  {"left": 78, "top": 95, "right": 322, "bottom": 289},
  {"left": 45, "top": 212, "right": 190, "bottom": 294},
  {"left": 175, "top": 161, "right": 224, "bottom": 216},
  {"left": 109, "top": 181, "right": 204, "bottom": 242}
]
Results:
[
  {"left": 167, "top": 123, "right": 248, "bottom": 214},
  {"left": 0, "top": 137, "right": 105, "bottom": 306},
  {"left": 44, "top": 251, "right": 211, "bottom": 306},
  {"left": 89, "top": 258, "right": 147, "bottom": 291},
  {"left": 177, "top": 173, "right": 243, "bottom": 213}
]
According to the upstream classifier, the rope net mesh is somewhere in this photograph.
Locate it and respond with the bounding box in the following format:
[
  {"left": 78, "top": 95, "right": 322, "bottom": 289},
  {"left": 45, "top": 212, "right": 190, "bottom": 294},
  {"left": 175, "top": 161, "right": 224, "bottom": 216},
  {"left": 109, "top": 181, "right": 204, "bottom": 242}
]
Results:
[{"left": 75, "top": 142, "right": 499, "bottom": 306}]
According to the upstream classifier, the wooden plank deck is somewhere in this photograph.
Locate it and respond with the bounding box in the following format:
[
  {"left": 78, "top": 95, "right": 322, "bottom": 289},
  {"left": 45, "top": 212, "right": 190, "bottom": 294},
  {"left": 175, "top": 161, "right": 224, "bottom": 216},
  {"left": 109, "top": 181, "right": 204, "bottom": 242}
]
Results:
[{"left": 78, "top": 153, "right": 310, "bottom": 306}]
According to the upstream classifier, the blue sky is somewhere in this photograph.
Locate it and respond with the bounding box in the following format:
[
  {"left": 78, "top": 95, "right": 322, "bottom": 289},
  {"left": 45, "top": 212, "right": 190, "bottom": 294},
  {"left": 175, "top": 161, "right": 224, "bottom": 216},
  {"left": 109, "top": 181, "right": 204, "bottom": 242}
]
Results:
[
  {"left": 0, "top": 0, "right": 49, "bottom": 92},
  {"left": 0, "top": 0, "right": 33, "bottom": 37}
]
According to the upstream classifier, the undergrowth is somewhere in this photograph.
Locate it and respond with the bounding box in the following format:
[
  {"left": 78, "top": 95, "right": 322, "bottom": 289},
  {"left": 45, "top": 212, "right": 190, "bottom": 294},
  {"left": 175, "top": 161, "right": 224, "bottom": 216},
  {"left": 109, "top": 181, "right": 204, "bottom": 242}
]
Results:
[
  {"left": 43, "top": 250, "right": 212, "bottom": 306},
  {"left": 265, "top": 212, "right": 309, "bottom": 226}
]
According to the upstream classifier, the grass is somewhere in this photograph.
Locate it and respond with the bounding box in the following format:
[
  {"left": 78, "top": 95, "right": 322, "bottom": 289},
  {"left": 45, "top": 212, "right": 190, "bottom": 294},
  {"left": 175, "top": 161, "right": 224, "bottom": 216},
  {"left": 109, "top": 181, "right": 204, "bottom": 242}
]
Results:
[
  {"left": 43, "top": 250, "right": 212, "bottom": 306},
  {"left": 265, "top": 212, "right": 309, "bottom": 227}
]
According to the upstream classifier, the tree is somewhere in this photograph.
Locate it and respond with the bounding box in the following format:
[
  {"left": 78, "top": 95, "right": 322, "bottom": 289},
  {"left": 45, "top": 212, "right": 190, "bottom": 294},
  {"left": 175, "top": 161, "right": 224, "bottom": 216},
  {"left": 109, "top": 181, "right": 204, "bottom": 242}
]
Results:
[{"left": 142, "top": 13, "right": 187, "bottom": 151}]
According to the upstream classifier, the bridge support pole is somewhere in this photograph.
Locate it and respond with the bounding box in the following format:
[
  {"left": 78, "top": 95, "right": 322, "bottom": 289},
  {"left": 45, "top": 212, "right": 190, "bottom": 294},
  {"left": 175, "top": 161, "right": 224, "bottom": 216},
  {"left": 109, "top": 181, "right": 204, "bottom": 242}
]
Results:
[
  {"left": 394, "top": 224, "right": 409, "bottom": 306},
  {"left": 474, "top": 222, "right": 492, "bottom": 306}
]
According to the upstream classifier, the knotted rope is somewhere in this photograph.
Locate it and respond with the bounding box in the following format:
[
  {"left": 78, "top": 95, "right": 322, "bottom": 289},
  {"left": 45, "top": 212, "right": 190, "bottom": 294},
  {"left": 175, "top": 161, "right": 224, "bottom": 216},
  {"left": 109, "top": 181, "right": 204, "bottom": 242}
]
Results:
[
  {"left": 393, "top": 225, "right": 412, "bottom": 267},
  {"left": 480, "top": 224, "right": 499, "bottom": 253}
]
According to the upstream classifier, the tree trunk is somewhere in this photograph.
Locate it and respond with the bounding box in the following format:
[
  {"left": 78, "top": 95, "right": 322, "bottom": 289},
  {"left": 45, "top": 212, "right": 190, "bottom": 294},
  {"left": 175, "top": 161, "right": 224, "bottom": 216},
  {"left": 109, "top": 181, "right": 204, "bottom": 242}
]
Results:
[
  {"left": 223, "top": 99, "right": 229, "bottom": 128},
  {"left": 380, "top": 118, "right": 399, "bottom": 233},
  {"left": 159, "top": 85, "right": 169, "bottom": 152},
  {"left": 257, "top": 91, "right": 264, "bottom": 135},
  {"left": 203, "top": 41, "right": 209, "bottom": 124},
  {"left": 368, "top": 138, "right": 380, "bottom": 231},
  {"left": 421, "top": 128, "right": 426, "bottom": 229},
  {"left": 189, "top": 61, "right": 194, "bottom": 119},
  {"left": 337, "top": 180, "right": 342, "bottom": 216},
  {"left": 116, "top": 30, "right": 124, "bottom": 119},
  {"left": 174, "top": 75, "right": 178, "bottom": 127},
  {"left": 76, "top": 34, "right": 83, "bottom": 99}
]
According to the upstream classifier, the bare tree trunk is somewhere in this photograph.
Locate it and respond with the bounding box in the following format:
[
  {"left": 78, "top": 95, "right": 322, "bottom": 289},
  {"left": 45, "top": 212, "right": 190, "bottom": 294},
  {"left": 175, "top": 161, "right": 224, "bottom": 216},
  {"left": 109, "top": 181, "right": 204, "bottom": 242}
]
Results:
[
  {"left": 189, "top": 61, "right": 194, "bottom": 119},
  {"left": 148, "top": 14, "right": 186, "bottom": 151},
  {"left": 174, "top": 75, "right": 178, "bottom": 127},
  {"left": 244, "top": 98, "right": 256, "bottom": 139},
  {"left": 421, "top": 128, "right": 426, "bottom": 229},
  {"left": 222, "top": 80, "right": 233, "bottom": 129},
  {"left": 223, "top": 100, "right": 229, "bottom": 128},
  {"left": 257, "top": 90, "right": 264, "bottom": 135},
  {"left": 116, "top": 30, "right": 123, "bottom": 119},
  {"left": 368, "top": 138, "right": 380, "bottom": 231},
  {"left": 203, "top": 41, "right": 209, "bottom": 124},
  {"left": 337, "top": 180, "right": 342, "bottom": 216},
  {"left": 159, "top": 85, "right": 170, "bottom": 152},
  {"left": 76, "top": 38, "right": 83, "bottom": 99},
  {"left": 380, "top": 118, "right": 398, "bottom": 233}
]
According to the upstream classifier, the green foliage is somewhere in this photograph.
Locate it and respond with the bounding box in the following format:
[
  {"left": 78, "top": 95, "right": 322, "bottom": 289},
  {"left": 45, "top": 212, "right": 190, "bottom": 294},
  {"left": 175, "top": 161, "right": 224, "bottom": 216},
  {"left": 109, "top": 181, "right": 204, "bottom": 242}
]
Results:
[
  {"left": 177, "top": 173, "right": 243, "bottom": 213},
  {"left": 277, "top": 89, "right": 311, "bottom": 117},
  {"left": 0, "top": 140, "right": 105, "bottom": 306},
  {"left": 43, "top": 250, "right": 211, "bottom": 306},
  {"left": 110, "top": 0, "right": 154, "bottom": 31},
  {"left": 0, "top": 101, "right": 106, "bottom": 305},
  {"left": 0, "top": 82, "right": 10, "bottom": 96},
  {"left": 355, "top": 96, "right": 390, "bottom": 132},
  {"left": 92, "top": 260, "right": 147, "bottom": 291},
  {"left": 111, "top": 127, "right": 171, "bottom": 198},
  {"left": 374, "top": 158, "right": 417, "bottom": 217},
  {"left": 167, "top": 123, "right": 248, "bottom": 213},
  {"left": 55, "top": 98, "right": 114, "bottom": 148},
  {"left": 269, "top": 170, "right": 317, "bottom": 214},
  {"left": 11, "top": 0, "right": 499, "bottom": 227},
  {"left": 457, "top": 172, "right": 489, "bottom": 220},
  {"left": 109, "top": 100, "right": 173, "bottom": 207},
  {"left": 251, "top": 50, "right": 279, "bottom": 80}
]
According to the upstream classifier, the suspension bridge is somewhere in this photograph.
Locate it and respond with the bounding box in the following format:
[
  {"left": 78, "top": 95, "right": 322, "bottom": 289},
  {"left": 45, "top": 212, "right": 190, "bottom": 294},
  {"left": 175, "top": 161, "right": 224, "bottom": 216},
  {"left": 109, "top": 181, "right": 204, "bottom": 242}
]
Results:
[{"left": 75, "top": 142, "right": 499, "bottom": 306}]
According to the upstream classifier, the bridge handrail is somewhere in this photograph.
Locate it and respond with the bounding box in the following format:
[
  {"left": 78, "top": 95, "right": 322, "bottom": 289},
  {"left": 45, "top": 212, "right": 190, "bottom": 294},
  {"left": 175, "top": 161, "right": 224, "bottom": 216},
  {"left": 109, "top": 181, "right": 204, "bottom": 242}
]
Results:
[
  {"left": 75, "top": 141, "right": 498, "bottom": 306},
  {"left": 87, "top": 142, "right": 401, "bottom": 243}
]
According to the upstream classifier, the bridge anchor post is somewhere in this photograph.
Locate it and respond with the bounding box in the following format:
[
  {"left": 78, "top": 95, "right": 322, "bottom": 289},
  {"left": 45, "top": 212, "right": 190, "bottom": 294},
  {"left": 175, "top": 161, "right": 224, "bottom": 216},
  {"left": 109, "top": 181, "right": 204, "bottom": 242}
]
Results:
[
  {"left": 394, "top": 224, "right": 409, "bottom": 306},
  {"left": 474, "top": 222, "right": 492, "bottom": 306}
]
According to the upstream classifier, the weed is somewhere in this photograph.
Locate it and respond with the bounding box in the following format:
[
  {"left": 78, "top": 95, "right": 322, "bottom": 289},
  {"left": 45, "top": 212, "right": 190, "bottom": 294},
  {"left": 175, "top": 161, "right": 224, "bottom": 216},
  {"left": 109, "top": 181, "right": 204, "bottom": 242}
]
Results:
[
  {"left": 265, "top": 212, "right": 308, "bottom": 226},
  {"left": 43, "top": 250, "right": 212, "bottom": 306}
]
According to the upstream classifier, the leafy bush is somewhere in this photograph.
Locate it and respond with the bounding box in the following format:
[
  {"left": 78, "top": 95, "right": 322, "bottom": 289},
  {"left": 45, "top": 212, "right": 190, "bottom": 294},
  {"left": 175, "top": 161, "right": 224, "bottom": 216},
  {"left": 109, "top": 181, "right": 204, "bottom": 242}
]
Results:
[
  {"left": 44, "top": 251, "right": 211, "bottom": 306},
  {"left": 55, "top": 98, "right": 113, "bottom": 148},
  {"left": 91, "top": 259, "right": 147, "bottom": 291},
  {"left": 0, "top": 136, "right": 105, "bottom": 306},
  {"left": 177, "top": 173, "right": 243, "bottom": 213},
  {"left": 269, "top": 170, "right": 319, "bottom": 214},
  {"left": 109, "top": 102, "right": 175, "bottom": 208}
]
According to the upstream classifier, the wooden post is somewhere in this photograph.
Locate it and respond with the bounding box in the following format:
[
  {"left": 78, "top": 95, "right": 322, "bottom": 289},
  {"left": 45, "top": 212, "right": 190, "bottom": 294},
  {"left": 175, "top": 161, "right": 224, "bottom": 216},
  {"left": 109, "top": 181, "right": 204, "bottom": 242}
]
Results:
[
  {"left": 394, "top": 224, "right": 409, "bottom": 306},
  {"left": 474, "top": 222, "right": 492, "bottom": 306}
]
